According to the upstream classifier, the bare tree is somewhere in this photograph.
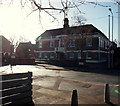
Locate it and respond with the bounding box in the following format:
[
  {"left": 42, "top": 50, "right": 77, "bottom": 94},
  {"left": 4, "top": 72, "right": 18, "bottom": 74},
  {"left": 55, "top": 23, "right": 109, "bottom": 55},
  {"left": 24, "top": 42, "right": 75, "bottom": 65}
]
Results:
[
  {"left": 28, "top": 0, "right": 111, "bottom": 22},
  {"left": 0, "top": 0, "right": 111, "bottom": 23},
  {"left": 71, "top": 13, "right": 87, "bottom": 26},
  {"left": 9, "top": 35, "right": 28, "bottom": 52}
]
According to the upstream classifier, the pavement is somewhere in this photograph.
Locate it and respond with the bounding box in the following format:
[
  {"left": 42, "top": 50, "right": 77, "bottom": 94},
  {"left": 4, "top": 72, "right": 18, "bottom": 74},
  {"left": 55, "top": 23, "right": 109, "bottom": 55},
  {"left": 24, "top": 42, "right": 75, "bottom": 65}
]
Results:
[
  {"left": 0, "top": 64, "right": 120, "bottom": 105},
  {"left": 32, "top": 75, "right": 119, "bottom": 105}
]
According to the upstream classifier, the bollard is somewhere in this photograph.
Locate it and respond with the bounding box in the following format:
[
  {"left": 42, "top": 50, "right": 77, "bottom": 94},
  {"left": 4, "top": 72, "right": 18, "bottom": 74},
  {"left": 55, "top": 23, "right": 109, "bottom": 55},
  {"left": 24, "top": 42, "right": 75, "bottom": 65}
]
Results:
[
  {"left": 104, "top": 83, "right": 110, "bottom": 103},
  {"left": 71, "top": 89, "right": 78, "bottom": 106}
]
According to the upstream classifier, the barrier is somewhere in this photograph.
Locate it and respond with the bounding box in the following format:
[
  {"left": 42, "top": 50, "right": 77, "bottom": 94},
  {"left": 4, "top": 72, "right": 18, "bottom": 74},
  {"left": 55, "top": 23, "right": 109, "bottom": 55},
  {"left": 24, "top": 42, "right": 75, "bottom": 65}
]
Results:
[
  {"left": 0, "top": 72, "right": 33, "bottom": 105},
  {"left": 71, "top": 89, "right": 78, "bottom": 106},
  {"left": 104, "top": 83, "right": 110, "bottom": 103}
]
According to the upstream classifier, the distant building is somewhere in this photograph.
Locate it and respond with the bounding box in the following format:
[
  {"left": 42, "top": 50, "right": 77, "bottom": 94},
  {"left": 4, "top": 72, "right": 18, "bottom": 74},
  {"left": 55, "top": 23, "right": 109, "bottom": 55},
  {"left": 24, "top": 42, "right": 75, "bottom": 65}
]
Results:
[
  {"left": 35, "top": 18, "right": 116, "bottom": 66},
  {"left": 114, "top": 47, "right": 120, "bottom": 68},
  {"left": 16, "top": 41, "right": 36, "bottom": 58},
  {"left": 0, "top": 35, "right": 13, "bottom": 65},
  {"left": 0, "top": 35, "right": 13, "bottom": 55}
]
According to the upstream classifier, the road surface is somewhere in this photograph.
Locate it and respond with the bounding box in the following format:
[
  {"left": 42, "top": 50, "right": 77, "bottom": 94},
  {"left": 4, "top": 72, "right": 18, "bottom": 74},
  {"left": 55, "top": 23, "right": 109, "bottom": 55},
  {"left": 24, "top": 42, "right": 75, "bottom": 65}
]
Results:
[{"left": 0, "top": 64, "right": 120, "bottom": 104}]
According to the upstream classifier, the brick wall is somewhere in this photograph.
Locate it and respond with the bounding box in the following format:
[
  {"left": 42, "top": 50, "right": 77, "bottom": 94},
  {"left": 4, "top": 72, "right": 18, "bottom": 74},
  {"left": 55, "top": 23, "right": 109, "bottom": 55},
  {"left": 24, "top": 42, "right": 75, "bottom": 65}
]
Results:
[{"left": 0, "top": 36, "right": 11, "bottom": 53}]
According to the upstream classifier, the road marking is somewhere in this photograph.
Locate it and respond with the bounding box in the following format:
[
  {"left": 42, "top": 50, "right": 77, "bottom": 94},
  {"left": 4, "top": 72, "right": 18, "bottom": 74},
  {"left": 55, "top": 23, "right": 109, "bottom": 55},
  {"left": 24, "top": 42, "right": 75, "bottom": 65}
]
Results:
[{"left": 53, "top": 77, "right": 62, "bottom": 90}]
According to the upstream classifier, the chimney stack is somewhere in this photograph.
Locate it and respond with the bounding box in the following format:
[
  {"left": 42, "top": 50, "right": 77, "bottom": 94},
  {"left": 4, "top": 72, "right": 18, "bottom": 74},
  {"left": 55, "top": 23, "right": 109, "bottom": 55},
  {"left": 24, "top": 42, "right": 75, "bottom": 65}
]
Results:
[{"left": 63, "top": 18, "right": 69, "bottom": 28}]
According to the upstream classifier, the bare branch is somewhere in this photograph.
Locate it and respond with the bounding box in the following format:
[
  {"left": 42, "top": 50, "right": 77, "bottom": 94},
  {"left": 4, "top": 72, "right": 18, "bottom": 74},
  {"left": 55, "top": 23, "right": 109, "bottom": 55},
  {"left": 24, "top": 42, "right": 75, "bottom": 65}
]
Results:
[
  {"left": 38, "top": 9, "right": 44, "bottom": 29},
  {"left": 43, "top": 9, "right": 59, "bottom": 23},
  {"left": 0, "top": 0, "right": 111, "bottom": 29},
  {"left": 9, "top": 35, "right": 28, "bottom": 52},
  {"left": 78, "top": 0, "right": 111, "bottom": 7},
  {"left": 26, "top": 8, "right": 38, "bottom": 17},
  {"left": 71, "top": 13, "right": 87, "bottom": 26},
  {"left": 32, "top": 0, "right": 63, "bottom": 11},
  {"left": 48, "top": 0, "right": 55, "bottom": 9},
  {"left": 72, "top": 0, "right": 85, "bottom": 14},
  {"left": 61, "top": 0, "right": 65, "bottom": 8},
  {"left": 20, "top": 0, "right": 27, "bottom": 8}
]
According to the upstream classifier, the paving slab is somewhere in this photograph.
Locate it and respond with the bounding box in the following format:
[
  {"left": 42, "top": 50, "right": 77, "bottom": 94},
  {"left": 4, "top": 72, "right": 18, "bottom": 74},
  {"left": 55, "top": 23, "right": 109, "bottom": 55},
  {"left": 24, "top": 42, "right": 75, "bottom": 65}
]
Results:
[
  {"left": 0, "top": 64, "right": 119, "bottom": 105},
  {"left": 32, "top": 76, "right": 120, "bottom": 105},
  {"left": 33, "top": 76, "right": 57, "bottom": 88},
  {"left": 33, "top": 87, "right": 71, "bottom": 104}
]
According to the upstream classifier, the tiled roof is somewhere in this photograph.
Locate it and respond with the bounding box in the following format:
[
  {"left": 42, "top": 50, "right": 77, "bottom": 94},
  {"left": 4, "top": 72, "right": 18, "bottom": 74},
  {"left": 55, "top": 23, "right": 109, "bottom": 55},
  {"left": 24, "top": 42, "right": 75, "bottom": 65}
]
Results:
[
  {"left": 0, "top": 35, "right": 11, "bottom": 43},
  {"left": 36, "top": 24, "right": 108, "bottom": 41}
]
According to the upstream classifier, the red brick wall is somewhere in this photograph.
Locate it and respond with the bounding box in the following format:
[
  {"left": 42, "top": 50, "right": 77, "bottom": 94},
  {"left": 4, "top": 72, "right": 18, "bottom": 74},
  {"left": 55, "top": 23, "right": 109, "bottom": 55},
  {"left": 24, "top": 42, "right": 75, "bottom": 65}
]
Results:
[
  {"left": 0, "top": 36, "right": 11, "bottom": 53},
  {"left": 37, "top": 36, "right": 100, "bottom": 51}
]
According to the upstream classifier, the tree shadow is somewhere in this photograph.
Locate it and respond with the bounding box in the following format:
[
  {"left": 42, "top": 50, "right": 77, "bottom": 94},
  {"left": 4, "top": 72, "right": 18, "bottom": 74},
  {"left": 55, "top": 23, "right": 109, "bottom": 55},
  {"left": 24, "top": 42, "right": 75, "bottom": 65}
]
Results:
[
  {"left": 63, "top": 66, "right": 120, "bottom": 77},
  {"left": 42, "top": 61, "right": 120, "bottom": 77}
]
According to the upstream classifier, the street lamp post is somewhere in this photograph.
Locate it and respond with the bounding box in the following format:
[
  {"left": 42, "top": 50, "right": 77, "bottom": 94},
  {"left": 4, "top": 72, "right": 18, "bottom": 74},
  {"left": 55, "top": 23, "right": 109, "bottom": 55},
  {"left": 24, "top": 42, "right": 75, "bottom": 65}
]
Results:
[
  {"left": 118, "top": 3, "right": 120, "bottom": 47},
  {"left": 109, "top": 8, "right": 114, "bottom": 68},
  {"left": 108, "top": 15, "right": 111, "bottom": 69}
]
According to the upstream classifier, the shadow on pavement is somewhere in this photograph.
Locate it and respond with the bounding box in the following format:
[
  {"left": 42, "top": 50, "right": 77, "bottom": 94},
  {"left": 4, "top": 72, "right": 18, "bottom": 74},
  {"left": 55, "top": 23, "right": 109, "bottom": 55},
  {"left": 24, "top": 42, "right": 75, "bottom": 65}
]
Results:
[
  {"left": 37, "top": 63, "right": 120, "bottom": 77},
  {"left": 63, "top": 67, "right": 120, "bottom": 76}
]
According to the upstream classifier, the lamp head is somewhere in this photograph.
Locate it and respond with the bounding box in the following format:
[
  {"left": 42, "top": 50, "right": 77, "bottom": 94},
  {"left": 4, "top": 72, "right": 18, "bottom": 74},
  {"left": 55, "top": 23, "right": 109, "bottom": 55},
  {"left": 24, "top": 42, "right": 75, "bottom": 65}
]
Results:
[{"left": 109, "top": 8, "right": 112, "bottom": 11}]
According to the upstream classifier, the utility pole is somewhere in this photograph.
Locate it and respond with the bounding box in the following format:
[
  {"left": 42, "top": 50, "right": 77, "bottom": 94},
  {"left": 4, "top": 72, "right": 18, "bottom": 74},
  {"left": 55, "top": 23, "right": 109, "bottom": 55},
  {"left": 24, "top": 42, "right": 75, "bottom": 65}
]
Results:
[
  {"left": 118, "top": 2, "right": 120, "bottom": 47},
  {"left": 108, "top": 15, "right": 111, "bottom": 69},
  {"left": 0, "top": 37, "right": 2, "bottom": 67}
]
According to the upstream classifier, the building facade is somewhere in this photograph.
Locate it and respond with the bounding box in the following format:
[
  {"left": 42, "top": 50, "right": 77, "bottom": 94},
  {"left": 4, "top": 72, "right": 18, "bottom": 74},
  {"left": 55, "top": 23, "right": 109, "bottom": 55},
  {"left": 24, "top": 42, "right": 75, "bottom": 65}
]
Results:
[
  {"left": 15, "top": 41, "right": 36, "bottom": 58},
  {"left": 0, "top": 35, "right": 13, "bottom": 65},
  {"left": 35, "top": 19, "right": 112, "bottom": 66},
  {"left": 0, "top": 35, "right": 12, "bottom": 55}
]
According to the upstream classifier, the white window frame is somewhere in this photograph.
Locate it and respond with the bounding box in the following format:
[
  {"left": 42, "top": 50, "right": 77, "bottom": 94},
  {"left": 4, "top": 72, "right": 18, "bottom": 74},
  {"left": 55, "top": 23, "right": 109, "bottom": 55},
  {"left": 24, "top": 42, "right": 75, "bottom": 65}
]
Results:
[
  {"left": 50, "top": 40, "right": 55, "bottom": 48},
  {"left": 86, "top": 37, "right": 92, "bottom": 47},
  {"left": 39, "top": 41, "right": 42, "bottom": 48},
  {"left": 44, "top": 53, "right": 48, "bottom": 58},
  {"left": 59, "top": 39, "right": 64, "bottom": 47},
  {"left": 105, "top": 41, "right": 109, "bottom": 49},
  {"left": 69, "top": 53, "right": 74, "bottom": 59},
  {"left": 86, "top": 52, "right": 92, "bottom": 59},
  {"left": 50, "top": 53, "right": 54, "bottom": 59},
  {"left": 70, "top": 39, "right": 75, "bottom": 47},
  {"left": 100, "top": 39, "right": 104, "bottom": 48},
  {"left": 39, "top": 53, "right": 42, "bottom": 58},
  {"left": 78, "top": 52, "right": 81, "bottom": 59}
]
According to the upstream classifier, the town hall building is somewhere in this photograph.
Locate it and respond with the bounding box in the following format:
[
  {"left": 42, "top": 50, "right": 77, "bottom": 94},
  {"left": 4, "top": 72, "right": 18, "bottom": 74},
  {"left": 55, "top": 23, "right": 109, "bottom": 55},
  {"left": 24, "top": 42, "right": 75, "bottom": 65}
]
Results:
[{"left": 35, "top": 18, "right": 113, "bottom": 66}]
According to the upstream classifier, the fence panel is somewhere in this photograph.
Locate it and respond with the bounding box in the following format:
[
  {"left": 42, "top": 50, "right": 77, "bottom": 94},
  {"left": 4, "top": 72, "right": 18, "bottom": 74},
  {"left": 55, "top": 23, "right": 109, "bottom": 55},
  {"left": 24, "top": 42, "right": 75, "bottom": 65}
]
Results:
[{"left": 0, "top": 72, "right": 33, "bottom": 105}]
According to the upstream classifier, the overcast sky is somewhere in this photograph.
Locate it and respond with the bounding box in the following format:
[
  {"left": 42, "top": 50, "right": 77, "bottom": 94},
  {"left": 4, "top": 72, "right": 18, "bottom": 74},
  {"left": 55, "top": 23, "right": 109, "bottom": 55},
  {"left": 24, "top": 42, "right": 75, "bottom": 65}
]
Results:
[{"left": 0, "top": 0, "right": 119, "bottom": 44}]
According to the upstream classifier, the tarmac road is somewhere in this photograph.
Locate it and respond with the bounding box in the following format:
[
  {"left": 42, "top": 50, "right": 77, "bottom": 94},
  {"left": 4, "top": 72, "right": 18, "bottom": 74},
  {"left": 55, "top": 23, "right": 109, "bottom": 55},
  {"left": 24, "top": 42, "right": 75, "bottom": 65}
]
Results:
[
  {"left": 1, "top": 63, "right": 119, "bottom": 84},
  {"left": 0, "top": 64, "right": 120, "bottom": 105}
]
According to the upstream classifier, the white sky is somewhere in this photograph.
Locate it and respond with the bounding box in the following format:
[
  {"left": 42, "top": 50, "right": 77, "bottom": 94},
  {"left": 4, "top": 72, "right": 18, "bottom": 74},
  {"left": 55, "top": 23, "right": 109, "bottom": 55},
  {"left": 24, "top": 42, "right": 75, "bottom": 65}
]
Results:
[
  {"left": 0, "top": 2, "right": 60, "bottom": 44},
  {"left": 0, "top": 1, "right": 119, "bottom": 44}
]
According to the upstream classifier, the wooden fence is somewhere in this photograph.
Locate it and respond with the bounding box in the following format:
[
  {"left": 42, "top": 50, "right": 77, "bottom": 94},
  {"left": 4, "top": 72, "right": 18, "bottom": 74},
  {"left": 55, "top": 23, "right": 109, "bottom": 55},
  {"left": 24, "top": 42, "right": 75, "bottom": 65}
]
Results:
[{"left": 0, "top": 72, "right": 33, "bottom": 105}]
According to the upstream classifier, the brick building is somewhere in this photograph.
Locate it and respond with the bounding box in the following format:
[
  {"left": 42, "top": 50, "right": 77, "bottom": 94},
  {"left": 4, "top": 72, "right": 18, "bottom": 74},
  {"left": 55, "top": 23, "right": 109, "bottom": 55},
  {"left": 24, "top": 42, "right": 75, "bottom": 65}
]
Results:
[
  {"left": 16, "top": 41, "right": 36, "bottom": 58},
  {"left": 35, "top": 18, "right": 115, "bottom": 66},
  {"left": 0, "top": 35, "right": 14, "bottom": 65},
  {"left": 0, "top": 35, "right": 12, "bottom": 55}
]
